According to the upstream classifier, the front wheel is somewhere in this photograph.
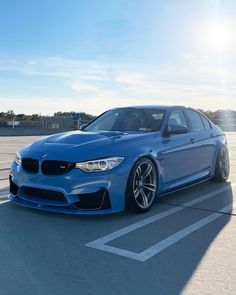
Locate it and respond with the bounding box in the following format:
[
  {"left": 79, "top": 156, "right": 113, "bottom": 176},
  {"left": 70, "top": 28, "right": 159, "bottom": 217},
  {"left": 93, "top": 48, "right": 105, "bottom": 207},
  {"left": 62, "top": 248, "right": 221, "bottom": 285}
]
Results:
[
  {"left": 126, "top": 157, "right": 158, "bottom": 213},
  {"left": 212, "top": 147, "right": 230, "bottom": 182}
]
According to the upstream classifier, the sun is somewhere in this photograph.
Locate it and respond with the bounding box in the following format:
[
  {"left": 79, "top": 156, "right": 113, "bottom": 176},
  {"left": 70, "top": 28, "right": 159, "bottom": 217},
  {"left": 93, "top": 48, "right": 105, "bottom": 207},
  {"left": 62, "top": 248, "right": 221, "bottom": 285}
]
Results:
[{"left": 207, "top": 22, "right": 232, "bottom": 52}]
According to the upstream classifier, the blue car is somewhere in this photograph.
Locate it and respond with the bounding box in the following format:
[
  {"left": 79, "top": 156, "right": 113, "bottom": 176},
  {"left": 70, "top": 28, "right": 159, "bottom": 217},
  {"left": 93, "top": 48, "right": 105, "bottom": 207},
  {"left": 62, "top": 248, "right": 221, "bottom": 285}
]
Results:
[{"left": 9, "top": 106, "right": 230, "bottom": 214}]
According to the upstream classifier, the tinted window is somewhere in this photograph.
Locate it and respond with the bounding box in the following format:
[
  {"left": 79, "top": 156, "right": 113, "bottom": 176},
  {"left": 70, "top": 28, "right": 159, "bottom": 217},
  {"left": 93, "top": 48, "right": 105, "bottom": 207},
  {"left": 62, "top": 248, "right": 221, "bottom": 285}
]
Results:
[
  {"left": 167, "top": 110, "right": 188, "bottom": 132},
  {"left": 85, "top": 109, "right": 165, "bottom": 132},
  {"left": 201, "top": 115, "right": 212, "bottom": 130},
  {"left": 186, "top": 110, "right": 205, "bottom": 131}
]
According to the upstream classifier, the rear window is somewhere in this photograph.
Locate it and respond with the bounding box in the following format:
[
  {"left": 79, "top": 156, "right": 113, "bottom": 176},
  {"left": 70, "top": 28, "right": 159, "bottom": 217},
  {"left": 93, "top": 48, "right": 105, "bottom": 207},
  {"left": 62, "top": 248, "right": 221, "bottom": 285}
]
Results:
[
  {"left": 186, "top": 110, "right": 205, "bottom": 132},
  {"left": 201, "top": 115, "right": 212, "bottom": 130}
]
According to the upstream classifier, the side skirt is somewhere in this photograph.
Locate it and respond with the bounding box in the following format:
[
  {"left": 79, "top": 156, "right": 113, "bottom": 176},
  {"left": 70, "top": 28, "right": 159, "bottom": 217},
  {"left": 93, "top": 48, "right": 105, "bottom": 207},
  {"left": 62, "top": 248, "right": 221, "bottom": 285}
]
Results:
[{"left": 156, "top": 176, "right": 213, "bottom": 201}]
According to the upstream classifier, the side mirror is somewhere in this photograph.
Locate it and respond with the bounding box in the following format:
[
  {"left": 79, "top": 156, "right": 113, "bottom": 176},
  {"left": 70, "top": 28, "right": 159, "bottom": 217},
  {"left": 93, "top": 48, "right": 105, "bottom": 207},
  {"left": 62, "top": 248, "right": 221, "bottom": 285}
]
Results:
[
  {"left": 163, "top": 125, "right": 188, "bottom": 137},
  {"left": 79, "top": 123, "right": 88, "bottom": 130}
]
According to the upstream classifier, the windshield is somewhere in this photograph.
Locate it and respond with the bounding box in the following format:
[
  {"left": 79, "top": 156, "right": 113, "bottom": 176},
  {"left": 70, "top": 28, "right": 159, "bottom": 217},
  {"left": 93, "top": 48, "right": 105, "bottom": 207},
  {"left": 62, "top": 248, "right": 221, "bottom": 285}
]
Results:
[{"left": 84, "top": 108, "right": 166, "bottom": 132}]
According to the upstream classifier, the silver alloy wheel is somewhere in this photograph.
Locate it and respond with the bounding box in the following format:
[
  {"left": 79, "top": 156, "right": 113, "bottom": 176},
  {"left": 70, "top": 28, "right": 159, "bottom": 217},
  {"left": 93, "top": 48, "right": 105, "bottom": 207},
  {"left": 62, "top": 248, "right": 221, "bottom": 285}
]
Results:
[
  {"left": 132, "top": 161, "right": 157, "bottom": 209},
  {"left": 219, "top": 149, "right": 229, "bottom": 179}
]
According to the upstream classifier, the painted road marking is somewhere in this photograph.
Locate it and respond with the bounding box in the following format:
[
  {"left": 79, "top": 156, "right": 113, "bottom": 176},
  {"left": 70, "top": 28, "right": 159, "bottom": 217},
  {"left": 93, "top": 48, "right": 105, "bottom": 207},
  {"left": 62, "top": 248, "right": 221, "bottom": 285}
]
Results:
[
  {"left": 0, "top": 186, "right": 9, "bottom": 204},
  {"left": 86, "top": 183, "right": 235, "bottom": 262},
  {"left": 0, "top": 199, "right": 9, "bottom": 204},
  {"left": 0, "top": 186, "right": 9, "bottom": 193},
  {"left": 0, "top": 194, "right": 9, "bottom": 204}
]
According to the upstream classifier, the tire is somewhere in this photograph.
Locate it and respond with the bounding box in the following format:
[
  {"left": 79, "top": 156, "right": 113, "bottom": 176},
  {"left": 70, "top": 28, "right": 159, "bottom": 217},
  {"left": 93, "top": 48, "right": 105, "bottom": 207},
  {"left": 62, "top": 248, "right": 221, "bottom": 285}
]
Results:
[
  {"left": 126, "top": 157, "right": 158, "bottom": 213},
  {"left": 212, "top": 147, "right": 230, "bottom": 182}
]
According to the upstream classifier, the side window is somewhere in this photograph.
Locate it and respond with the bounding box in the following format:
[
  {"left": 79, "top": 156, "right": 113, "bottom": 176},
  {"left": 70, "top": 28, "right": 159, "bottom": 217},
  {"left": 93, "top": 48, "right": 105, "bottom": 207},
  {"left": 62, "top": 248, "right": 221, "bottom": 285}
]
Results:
[
  {"left": 201, "top": 115, "right": 212, "bottom": 130},
  {"left": 168, "top": 110, "right": 188, "bottom": 132},
  {"left": 186, "top": 110, "right": 205, "bottom": 132}
]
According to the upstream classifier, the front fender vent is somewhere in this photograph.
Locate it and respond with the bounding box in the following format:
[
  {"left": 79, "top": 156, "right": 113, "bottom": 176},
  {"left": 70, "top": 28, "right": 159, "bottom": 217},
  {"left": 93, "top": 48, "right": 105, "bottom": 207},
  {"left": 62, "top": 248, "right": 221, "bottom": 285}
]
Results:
[
  {"left": 73, "top": 189, "right": 111, "bottom": 210},
  {"left": 9, "top": 176, "right": 19, "bottom": 196}
]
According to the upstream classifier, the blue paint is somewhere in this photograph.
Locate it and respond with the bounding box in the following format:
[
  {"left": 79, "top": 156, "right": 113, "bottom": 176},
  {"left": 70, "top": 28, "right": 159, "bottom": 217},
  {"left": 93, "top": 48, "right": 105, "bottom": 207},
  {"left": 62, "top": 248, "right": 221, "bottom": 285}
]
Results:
[{"left": 9, "top": 106, "right": 228, "bottom": 214}]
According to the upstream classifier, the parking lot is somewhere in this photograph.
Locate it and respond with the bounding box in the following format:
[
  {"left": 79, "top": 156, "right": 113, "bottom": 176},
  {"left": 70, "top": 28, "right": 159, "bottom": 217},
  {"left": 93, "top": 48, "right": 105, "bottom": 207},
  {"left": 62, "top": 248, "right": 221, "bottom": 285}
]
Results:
[{"left": 0, "top": 133, "right": 236, "bottom": 295}]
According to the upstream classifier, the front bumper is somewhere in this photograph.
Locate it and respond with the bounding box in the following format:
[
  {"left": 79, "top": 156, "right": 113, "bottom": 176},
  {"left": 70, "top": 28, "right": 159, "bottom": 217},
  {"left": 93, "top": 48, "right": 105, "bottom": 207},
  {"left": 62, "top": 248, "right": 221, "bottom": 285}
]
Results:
[{"left": 9, "top": 161, "right": 129, "bottom": 215}]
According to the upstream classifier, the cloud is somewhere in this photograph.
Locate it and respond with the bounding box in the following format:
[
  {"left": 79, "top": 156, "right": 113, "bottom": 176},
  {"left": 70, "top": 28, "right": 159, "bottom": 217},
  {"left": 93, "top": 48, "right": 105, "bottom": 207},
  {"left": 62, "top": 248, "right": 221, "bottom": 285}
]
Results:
[
  {"left": 0, "top": 55, "right": 235, "bottom": 114},
  {"left": 71, "top": 82, "right": 99, "bottom": 92}
]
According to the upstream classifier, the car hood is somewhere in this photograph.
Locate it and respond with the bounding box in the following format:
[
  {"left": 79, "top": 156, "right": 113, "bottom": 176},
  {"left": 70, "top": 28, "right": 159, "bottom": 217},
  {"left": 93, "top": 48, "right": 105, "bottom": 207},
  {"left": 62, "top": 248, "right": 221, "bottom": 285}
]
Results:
[{"left": 20, "top": 130, "right": 158, "bottom": 162}]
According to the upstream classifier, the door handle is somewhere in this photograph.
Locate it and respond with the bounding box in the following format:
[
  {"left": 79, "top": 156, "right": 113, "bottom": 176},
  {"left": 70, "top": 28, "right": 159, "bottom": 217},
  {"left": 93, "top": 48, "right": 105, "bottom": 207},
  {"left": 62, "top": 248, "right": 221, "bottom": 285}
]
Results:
[{"left": 190, "top": 138, "right": 195, "bottom": 144}]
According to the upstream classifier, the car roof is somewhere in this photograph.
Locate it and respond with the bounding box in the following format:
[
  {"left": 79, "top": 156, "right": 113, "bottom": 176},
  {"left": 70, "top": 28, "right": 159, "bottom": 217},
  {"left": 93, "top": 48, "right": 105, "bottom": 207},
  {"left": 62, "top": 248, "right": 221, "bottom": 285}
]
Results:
[{"left": 112, "top": 105, "right": 187, "bottom": 111}]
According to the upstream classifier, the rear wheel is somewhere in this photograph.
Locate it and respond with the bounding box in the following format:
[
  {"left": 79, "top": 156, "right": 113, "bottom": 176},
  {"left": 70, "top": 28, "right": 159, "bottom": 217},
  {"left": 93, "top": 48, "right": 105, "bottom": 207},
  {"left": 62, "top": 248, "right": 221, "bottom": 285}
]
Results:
[
  {"left": 126, "top": 157, "right": 158, "bottom": 213},
  {"left": 212, "top": 147, "right": 230, "bottom": 182}
]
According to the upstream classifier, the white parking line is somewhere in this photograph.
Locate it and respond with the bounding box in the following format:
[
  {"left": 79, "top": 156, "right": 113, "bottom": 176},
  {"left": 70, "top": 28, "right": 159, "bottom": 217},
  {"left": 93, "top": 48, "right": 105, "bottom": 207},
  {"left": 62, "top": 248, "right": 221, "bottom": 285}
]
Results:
[
  {"left": 0, "top": 194, "right": 9, "bottom": 205},
  {"left": 0, "top": 200, "right": 9, "bottom": 205},
  {"left": 86, "top": 183, "right": 236, "bottom": 262},
  {"left": 0, "top": 186, "right": 9, "bottom": 193},
  {"left": 0, "top": 186, "right": 9, "bottom": 204},
  {"left": 139, "top": 202, "right": 235, "bottom": 262}
]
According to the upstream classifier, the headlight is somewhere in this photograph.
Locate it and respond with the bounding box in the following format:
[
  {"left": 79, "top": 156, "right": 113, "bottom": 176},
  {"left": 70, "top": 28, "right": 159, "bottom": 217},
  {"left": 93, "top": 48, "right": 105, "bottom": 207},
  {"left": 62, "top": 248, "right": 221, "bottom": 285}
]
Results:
[
  {"left": 15, "top": 152, "right": 22, "bottom": 165},
  {"left": 75, "top": 157, "right": 124, "bottom": 172}
]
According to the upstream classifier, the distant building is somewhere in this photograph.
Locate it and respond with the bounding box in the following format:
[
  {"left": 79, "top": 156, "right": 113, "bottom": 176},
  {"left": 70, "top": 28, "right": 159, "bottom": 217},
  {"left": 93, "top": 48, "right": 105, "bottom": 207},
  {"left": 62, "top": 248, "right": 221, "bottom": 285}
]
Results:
[
  {"left": 42, "top": 116, "right": 74, "bottom": 129},
  {"left": 6, "top": 121, "right": 20, "bottom": 127},
  {"left": 42, "top": 112, "right": 96, "bottom": 130},
  {"left": 0, "top": 112, "right": 97, "bottom": 135},
  {"left": 75, "top": 112, "right": 96, "bottom": 129}
]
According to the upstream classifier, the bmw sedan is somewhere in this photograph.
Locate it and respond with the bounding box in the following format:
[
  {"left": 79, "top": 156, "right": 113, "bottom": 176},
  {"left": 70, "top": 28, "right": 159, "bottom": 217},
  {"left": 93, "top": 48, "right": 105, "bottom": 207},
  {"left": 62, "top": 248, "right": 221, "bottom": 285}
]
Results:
[{"left": 9, "top": 106, "right": 230, "bottom": 214}]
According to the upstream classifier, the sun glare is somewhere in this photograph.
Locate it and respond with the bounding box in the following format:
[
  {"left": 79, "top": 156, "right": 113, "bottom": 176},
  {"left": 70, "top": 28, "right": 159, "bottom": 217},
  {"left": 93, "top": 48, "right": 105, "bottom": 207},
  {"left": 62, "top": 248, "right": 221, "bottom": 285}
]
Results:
[{"left": 206, "top": 22, "right": 232, "bottom": 52}]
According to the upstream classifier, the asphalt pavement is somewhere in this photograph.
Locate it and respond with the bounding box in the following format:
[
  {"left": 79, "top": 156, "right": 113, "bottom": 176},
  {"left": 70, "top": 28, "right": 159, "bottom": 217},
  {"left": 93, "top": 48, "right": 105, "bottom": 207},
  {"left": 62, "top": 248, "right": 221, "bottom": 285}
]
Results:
[{"left": 0, "top": 133, "right": 235, "bottom": 295}]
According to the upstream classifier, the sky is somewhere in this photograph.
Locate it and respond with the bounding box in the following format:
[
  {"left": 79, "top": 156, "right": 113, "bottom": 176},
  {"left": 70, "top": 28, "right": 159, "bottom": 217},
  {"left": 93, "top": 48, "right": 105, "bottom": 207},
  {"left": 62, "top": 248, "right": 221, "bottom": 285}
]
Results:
[{"left": 0, "top": 0, "right": 236, "bottom": 115}]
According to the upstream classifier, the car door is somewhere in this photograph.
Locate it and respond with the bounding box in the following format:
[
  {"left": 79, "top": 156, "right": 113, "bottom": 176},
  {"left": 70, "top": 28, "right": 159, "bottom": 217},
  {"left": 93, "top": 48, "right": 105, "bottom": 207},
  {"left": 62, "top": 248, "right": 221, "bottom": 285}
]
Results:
[
  {"left": 158, "top": 109, "right": 199, "bottom": 186},
  {"left": 184, "top": 109, "right": 216, "bottom": 173}
]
